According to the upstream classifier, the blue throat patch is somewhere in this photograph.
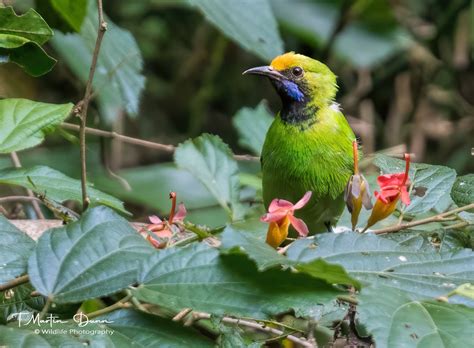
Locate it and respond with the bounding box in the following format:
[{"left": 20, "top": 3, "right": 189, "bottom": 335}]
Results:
[{"left": 282, "top": 80, "right": 304, "bottom": 102}]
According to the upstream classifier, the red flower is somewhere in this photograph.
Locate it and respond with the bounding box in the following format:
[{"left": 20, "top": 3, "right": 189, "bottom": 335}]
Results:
[
  {"left": 261, "top": 191, "right": 312, "bottom": 248},
  {"left": 364, "top": 154, "right": 411, "bottom": 230},
  {"left": 146, "top": 192, "right": 187, "bottom": 248}
]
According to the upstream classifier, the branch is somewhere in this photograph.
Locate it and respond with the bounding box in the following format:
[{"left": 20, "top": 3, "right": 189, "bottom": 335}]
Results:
[
  {"left": 0, "top": 275, "right": 30, "bottom": 292},
  {"left": 61, "top": 123, "right": 259, "bottom": 161},
  {"left": 0, "top": 196, "right": 43, "bottom": 205},
  {"left": 78, "top": 0, "right": 108, "bottom": 210},
  {"left": 190, "top": 312, "right": 314, "bottom": 347},
  {"left": 9, "top": 152, "right": 45, "bottom": 219},
  {"left": 372, "top": 203, "right": 474, "bottom": 235}
]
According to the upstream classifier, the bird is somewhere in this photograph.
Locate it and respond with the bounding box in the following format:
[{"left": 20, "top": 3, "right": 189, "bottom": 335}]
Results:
[{"left": 243, "top": 52, "right": 356, "bottom": 234}]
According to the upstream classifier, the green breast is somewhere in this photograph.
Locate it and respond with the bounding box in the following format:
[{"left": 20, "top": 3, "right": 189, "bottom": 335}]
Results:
[{"left": 261, "top": 105, "right": 355, "bottom": 232}]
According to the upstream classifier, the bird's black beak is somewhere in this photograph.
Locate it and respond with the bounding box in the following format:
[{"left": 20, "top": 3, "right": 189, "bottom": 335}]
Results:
[{"left": 242, "top": 65, "right": 285, "bottom": 81}]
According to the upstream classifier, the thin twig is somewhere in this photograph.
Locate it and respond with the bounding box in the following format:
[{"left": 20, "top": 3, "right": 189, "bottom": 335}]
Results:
[
  {"left": 78, "top": 0, "right": 108, "bottom": 210},
  {"left": 0, "top": 196, "right": 43, "bottom": 205},
  {"left": 62, "top": 123, "right": 259, "bottom": 161},
  {"left": 0, "top": 274, "right": 30, "bottom": 291},
  {"left": 86, "top": 294, "right": 132, "bottom": 319},
  {"left": 39, "top": 297, "right": 52, "bottom": 320},
  {"left": 372, "top": 203, "right": 474, "bottom": 235},
  {"left": 9, "top": 152, "right": 45, "bottom": 219},
  {"left": 192, "top": 312, "right": 314, "bottom": 347}
]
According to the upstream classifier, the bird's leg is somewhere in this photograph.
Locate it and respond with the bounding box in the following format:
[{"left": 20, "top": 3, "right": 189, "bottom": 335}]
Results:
[{"left": 325, "top": 221, "right": 334, "bottom": 233}]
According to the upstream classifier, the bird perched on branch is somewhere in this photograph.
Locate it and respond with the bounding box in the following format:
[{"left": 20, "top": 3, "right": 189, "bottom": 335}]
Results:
[{"left": 244, "top": 52, "right": 356, "bottom": 233}]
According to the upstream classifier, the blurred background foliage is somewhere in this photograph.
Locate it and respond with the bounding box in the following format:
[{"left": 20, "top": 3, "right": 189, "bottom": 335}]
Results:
[{"left": 1, "top": 0, "right": 473, "bottom": 225}]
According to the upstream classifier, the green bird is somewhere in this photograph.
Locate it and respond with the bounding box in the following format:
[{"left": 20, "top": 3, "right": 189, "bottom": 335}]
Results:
[{"left": 244, "top": 52, "right": 356, "bottom": 234}]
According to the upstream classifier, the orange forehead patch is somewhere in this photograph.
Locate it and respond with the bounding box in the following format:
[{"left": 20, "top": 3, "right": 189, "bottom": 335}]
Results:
[{"left": 270, "top": 52, "right": 298, "bottom": 70}]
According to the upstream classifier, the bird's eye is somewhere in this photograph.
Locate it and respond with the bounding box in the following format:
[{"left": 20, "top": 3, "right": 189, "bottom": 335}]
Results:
[{"left": 292, "top": 67, "right": 303, "bottom": 77}]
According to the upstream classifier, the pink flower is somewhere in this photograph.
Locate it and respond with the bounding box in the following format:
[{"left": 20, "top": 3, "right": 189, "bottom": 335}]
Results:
[
  {"left": 146, "top": 192, "right": 187, "bottom": 248},
  {"left": 261, "top": 191, "right": 312, "bottom": 248}
]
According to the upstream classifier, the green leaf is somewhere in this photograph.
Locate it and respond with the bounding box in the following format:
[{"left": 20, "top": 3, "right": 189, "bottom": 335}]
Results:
[
  {"left": 174, "top": 134, "right": 242, "bottom": 220},
  {"left": 51, "top": 0, "right": 145, "bottom": 123},
  {"left": 0, "top": 327, "right": 52, "bottom": 347},
  {"left": 132, "top": 243, "right": 341, "bottom": 319},
  {"left": 0, "top": 165, "right": 127, "bottom": 214},
  {"left": 187, "top": 0, "right": 283, "bottom": 61},
  {"left": 221, "top": 219, "right": 286, "bottom": 270},
  {"left": 374, "top": 155, "right": 457, "bottom": 215},
  {"left": 0, "top": 216, "right": 35, "bottom": 286},
  {"left": 0, "top": 99, "right": 72, "bottom": 153},
  {"left": 358, "top": 285, "right": 474, "bottom": 348},
  {"left": 1, "top": 284, "right": 44, "bottom": 324},
  {"left": 0, "top": 38, "right": 56, "bottom": 77},
  {"left": 50, "top": 0, "right": 87, "bottom": 32},
  {"left": 0, "top": 309, "right": 214, "bottom": 347},
  {"left": 0, "top": 7, "right": 52, "bottom": 44},
  {"left": 232, "top": 102, "right": 273, "bottom": 156},
  {"left": 287, "top": 232, "right": 474, "bottom": 301},
  {"left": 221, "top": 220, "right": 360, "bottom": 288},
  {"left": 0, "top": 7, "right": 56, "bottom": 76},
  {"left": 27, "top": 206, "right": 153, "bottom": 303},
  {"left": 92, "top": 163, "right": 229, "bottom": 227},
  {"left": 99, "top": 309, "right": 214, "bottom": 347},
  {"left": 451, "top": 174, "right": 474, "bottom": 207}
]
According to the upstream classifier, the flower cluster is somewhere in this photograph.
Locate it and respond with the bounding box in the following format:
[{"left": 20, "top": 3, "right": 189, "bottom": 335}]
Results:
[
  {"left": 145, "top": 192, "right": 187, "bottom": 248},
  {"left": 259, "top": 140, "right": 412, "bottom": 248}
]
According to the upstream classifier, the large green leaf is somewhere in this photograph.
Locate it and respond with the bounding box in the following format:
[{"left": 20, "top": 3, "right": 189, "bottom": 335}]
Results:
[
  {"left": 28, "top": 206, "right": 153, "bottom": 303},
  {"left": 451, "top": 174, "right": 474, "bottom": 207},
  {"left": 0, "top": 7, "right": 52, "bottom": 44},
  {"left": 0, "top": 309, "right": 214, "bottom": 347},
  {"left": 0, "top": 165, "right": 127, "bottom": 214},
  {"left": 374, "top": 155, "right": 457, "bottom": 215},
  {"left": 358, "top": 285, "right": 474, "bottom": 348},
  {"left": 0, "top": 7, "right": 56, "bottom": 76},
  {"left": 287, "top": 232, "right": 474, "bottom": 302},
  {"left": 100, "top": 309, "right": 214, "bottom": 347},
  {"left": 51, "top": 0, "right": 145, "bottom": 123},
  {"left": 132, "top": 243, "right": 341, "bottom": 319},
  {"left": 92, "top": 163, "right": 229, "bottom": 227},
  {"left": 187, "top": 0, "right": 283, "bottom": 61},
  {"left": 1, "top": 284, "right": 44, "bottom": 324},
  {"left": 0, "top": 99, "right": 72, "bottom": 153},
  {"left": 221, "top": 220, "right": 360, "bottom": 288},
  {"left": 174, "top": 134, "right": 242, "bottom": 220},
  {"left": 0, "top": 216, "right": 35, "bottom": 286},
  {"left": 232, "top": 102, "right": 273, "bottom": 156},
  {"left": 1, "top": 284, "right": 79, "bottom": 324}
]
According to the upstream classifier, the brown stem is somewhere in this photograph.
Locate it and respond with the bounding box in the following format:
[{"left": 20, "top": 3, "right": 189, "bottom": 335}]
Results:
[
  {"left": 402, "top": 153, "right": 410, "bottom": 186},
  {"left": 191, "top": 312, "right": 314, "bottom": 347},
  {"left": 0, "top": 274, "right": 30, "bottom": 291},
  {"left": 372, "top": 203, "right": 474, "bottom": 235},
  {"left": 61, "top": 123, "right": 259, "bottom": 161},
  {"left": 168, "top": 192, "right": 177, "bottom": 223},
  {"left": 79, "top": 0, "right": 108, "bottom": 210},
  {"left": 0, "top": 196, "right": 43, "bottom": 205},
  {"left": 352, "top": 140, "right": 359, "bottom": 174},
  {"left": 9, "top": 152, "right": 45, "bottom": 219},
  {"left": 39, "top": 297, "right": 52, "bottom": 320}
]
